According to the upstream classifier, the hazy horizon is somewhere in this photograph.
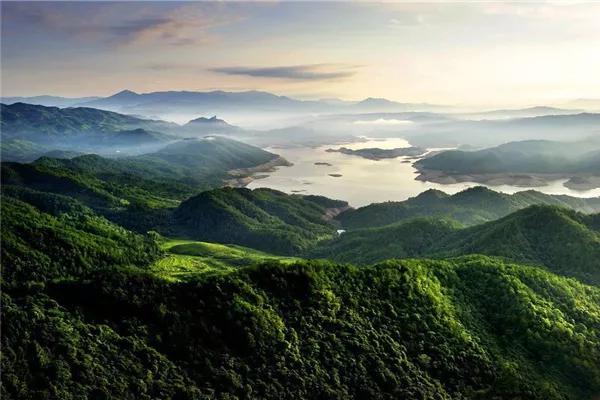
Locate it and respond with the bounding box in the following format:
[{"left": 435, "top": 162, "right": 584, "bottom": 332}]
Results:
[{"left": 2, "top": 1, "right": 600, "bottom": 109}]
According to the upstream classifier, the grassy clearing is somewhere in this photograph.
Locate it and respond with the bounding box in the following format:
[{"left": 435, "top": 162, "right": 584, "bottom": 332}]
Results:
[{"left": 150, "top": 238, "right": 299, "bottom": 281}]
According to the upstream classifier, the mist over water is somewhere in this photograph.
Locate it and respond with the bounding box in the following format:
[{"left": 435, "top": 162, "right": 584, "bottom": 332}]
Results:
[{"left": 248, "top": 137, "right": 600, "bottom": 207}]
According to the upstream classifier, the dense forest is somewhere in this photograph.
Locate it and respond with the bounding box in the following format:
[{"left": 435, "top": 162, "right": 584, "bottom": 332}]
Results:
[
  {"left": 173, "top": 187, "right": 349, "bottom": 254},
  {"left": 2, "top": 149, "right": 600, "bottom": 399},
  {"left": 336, "top": 186, "right": 600, "bottom": 229},
  {"left": 312, "top": 205, "right": 600, "bottom": 285},
  {"left": 4, "top": 254, "right": 600, "bottom": 399}
]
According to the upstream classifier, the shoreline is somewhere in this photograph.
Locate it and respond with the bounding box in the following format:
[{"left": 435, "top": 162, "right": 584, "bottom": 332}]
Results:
[
  {"left": 224, "top": 156, "right": 292, "bottom": 187},
  {"left": 415, "top": 169, "right": 600, "bottom": 190}
]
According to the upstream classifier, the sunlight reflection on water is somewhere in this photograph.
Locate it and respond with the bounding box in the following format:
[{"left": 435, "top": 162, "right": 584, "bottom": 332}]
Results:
[{"left": 247, "top": 137, "right": 600, "bottom": 207}]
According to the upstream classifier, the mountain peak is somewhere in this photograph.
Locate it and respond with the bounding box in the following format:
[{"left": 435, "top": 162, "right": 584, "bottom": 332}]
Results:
[
  {"left": 111, "top": 89, "right": 140, "bottom": 98},
  {"left": 186, "top": 115, "right": 230, "bottom": 126},
  {"left": 358, "top": 97, "right": 396, "bottom": 105}
]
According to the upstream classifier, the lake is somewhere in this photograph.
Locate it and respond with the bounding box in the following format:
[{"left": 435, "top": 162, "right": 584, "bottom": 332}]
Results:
[{"left": 247, "top": 137, "right": 600, "bottom": 207}]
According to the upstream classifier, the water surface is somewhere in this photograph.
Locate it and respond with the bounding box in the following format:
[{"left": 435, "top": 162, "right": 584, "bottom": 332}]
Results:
[{"left": 248, "top": 138, "right": 600, "bottom": 207}]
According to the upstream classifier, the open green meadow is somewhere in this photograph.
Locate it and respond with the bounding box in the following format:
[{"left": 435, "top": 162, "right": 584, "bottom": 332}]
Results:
[{"left": 150, "top": 238, "right": 300, "bottom": 281}]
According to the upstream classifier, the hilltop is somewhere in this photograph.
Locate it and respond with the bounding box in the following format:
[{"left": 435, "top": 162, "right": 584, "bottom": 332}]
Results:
[
  {"left": 336, "top": 186, "right": 600, "bottom": 229},
  {"left": 314, "top": 205, "right": 600, "bottom": 285}
]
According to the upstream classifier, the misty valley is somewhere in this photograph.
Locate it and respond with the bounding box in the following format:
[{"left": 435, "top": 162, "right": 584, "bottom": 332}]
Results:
[
  {"left": 2, "top": 2, "right": 600, "bottom": 400},
  {"left": 2, "top": 89, "right": 600, "bottom": 400}
]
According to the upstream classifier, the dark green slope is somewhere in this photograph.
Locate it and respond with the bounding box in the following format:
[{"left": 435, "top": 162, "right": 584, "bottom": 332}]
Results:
[
  {"left": 3, "top": 258, "right": 599, "bottom": 400},
  {"left": 1, "top": 137, "right": 284, "bottom": 232},
  {"left": 336, "top": 186, "right": 600, "bottom": 229},
  {"left": 310, "top": 217, "right": 460, "bottom": 263},
  {"left": 315, "top": 205, "right": 600, "bottom": 285},
  {"left": 1, "top": 189, "right": 160, "bottom": 285},
  {"left": 2, "top": 291, "right": 199, "bottom": 400},
  {"left": 29, "top": 136, "right": 279, "bottom": 198},
  {"left": 173, "top": 187, "right": 349, "bottom": 254},
  {"left": 437, "top": 205, "right": 600, "bottom": 284}
]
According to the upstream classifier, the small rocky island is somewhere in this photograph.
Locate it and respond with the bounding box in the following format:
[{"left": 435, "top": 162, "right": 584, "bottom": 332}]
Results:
[
  {"left": 563, "top": 176, "right": 600, "bottom": 191},
  {"left": 314, "top": 162, "right": 333, "bottom": 166},
  {"left": 326, "top": 146, "right": 427, "bottom": 160},
  {"left": 328, "top": 173, "right": 343, "bottom": 178}
]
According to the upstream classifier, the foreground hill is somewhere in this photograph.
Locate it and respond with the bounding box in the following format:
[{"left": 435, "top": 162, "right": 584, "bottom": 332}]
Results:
[
  {"left": 314, "top": 205, "right": 600, "bottom": 285},
  {"left": 2, "top": 178, "right": 600, "bottom": 399},
  {"left": 336, "top": 186, "right": 600, "bottom": 229},
  {"left": 1, "top": 187, "right": 161, "bottom": 285},
  {"left": 173, "top": 187, "right": 349, "bottom": 254},
  {"left": 3, "top": 256, "right": 599, "bottom": 400}
]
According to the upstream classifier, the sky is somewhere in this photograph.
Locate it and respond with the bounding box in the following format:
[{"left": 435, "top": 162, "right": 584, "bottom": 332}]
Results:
[{"left": 2, "top": 1, "right": 600, "bottom": 107}]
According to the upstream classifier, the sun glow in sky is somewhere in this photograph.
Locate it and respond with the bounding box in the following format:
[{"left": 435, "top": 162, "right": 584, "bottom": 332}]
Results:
[{"left": 2, "top": 1, "right": 600, "bottom": 107}]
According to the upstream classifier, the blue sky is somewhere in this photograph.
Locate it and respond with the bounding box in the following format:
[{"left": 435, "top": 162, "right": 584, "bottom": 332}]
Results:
[{"left": 2, "top": 1, "right": 599, "bottom": 107}]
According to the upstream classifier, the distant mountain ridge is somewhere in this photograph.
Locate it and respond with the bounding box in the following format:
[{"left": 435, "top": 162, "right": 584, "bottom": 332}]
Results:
[
  {"left": 0, "top": 102, "right": 180, "bottom": 161},
  {"left": 1, "top": 95, "right": 101, "bottom": 107},
  {"left": 457, "top": 106, "right": 582, "bottom": 120}
]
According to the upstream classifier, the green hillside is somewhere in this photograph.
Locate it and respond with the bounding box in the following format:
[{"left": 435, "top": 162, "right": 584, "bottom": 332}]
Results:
[
  {"left": 1, "top": 189, "right": 160, "bottom": 285},
  {"left": 314, "top": 205, "right": 600, "bottom": 285},
  {"left": 173, "top": 187, "right": 349, "bottom": 254},
  {"left": 150, "top": 238, "right": 298, "bottom": 281},
  {"left": 336, "top": 186, "right": 600, "bottom": 229},
  {"left": 2, "top": 143, "right": 600, "bottom": 399},
  {"left": 1, "top": 137, "right": 284, "bottom": 232},
  {"left": 31, "top": 136, "right": 280, "bottom": 198},
  {"left": 0, "top": 103, "right": 181, "bottom": 161},
  {"left": 3, "top": 257, "right": 599, "bottom": 400}
]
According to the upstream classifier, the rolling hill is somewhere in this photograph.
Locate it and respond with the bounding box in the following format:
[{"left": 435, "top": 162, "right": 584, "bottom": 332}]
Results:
[
  {"left": 414, "top": 139, "right": 600, "bottom": 189},
  {"left": 402, "top": 112, "right": 600, "bottom": 148},
  {"left": 2, "top": 162, "right": 600, "bottom": 400},
  {"left": 336, "top": 186, "right": 600, "bottom": 229},
  {"left": 0, "top": 102, "right": 179, "bottom": 161},
  {"left": 1, "top": 136, "right": 287, "bottom": 237},
  {"left": 314, "top": 205, "right": 600, "bottom": 285},
  {"left": 3, "top": 254, "right": 599, "bottom": 400},
  {"left": 173, "top": 187, "right": 349, "bottom": 254}
]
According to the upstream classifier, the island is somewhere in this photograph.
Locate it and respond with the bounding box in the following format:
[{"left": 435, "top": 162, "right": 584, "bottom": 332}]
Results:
[
  {"left": 326, "top": 146, "right": 427, "bottom": 160},
  {"left": 413, "top": 139, "right": 600, "bottom": 190},
  {"left": 328, "top": 173, "right": 343, "bottom": 178},
  {"left": 563, "top": 176, "right": 600, "bottom": 191},
  {"left": 314, "top": 162, "right": 333, "bottom": 166}
]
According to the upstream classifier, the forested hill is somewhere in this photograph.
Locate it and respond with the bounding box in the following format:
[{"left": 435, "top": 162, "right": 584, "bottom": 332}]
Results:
[
  {"left": 336, "top": 186, "right": 600, "bottom": 229},
  {"left": 173, "top": 187, "right": 349, "bottom": 254},
  {"left": 313, "top": 205, "right": 600, "bottom": 285},
  {"left": 1, "top": 136, "right": 282, "bottom": 210},
  {"left": 0, "top": 102, "right": 181, "bottom": 161},
  {"left": 1, "top": 186, "right": 161, "bottom": 285},
  {"left": 4, "top": 255, "right": 600, "bottom": 399},
  {"left": 2, "top": 168, "right": 600, "bottom": 399}
]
